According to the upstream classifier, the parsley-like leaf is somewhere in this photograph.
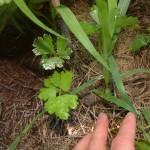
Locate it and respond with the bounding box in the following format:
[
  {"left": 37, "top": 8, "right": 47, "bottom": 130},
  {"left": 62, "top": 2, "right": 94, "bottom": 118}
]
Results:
[
  {"left": 132, "top": 34, "right": 147, "bottom": 52},
  {"left": 80, "top": 21, "right": 100, "bottom": 35},
  {"left": 50, "top": 71, "right": 73, "bottom": 91},
  {"left": 116, "top": 16, "right": 139, "bottom": 28},
  {"left": 57, "top": 47, "right": 72, "bottom": 59},
  {"left": 33, "top": 34, "right": 72, "bottom": 70},
  {"left": 57, "top": 37, "right": 68, "bottom": 51},
  {"left": 42, "top": 57, "right": 64, "bottom": 70},
  {"left": 44, "top": 94, "right": 78, "bottom": 120},
  {"left": 32, "top": 34, "right": 55, "bottom": 56},
  {"left": 38, "top": 86, "right": 56, "bottom": 101},
  {"left": 56, "top": 37, "right": 72, "bottom": 59},
  {"left": 44, "top": 77, "right": 52, "bottom": 87}
]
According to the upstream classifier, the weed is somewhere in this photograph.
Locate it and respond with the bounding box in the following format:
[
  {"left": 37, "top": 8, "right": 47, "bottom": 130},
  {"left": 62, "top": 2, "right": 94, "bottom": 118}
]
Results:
[
  {"left": 32, "top": 34, "right": 72, "bottom": 70},
  {"left": 131, "top": 28, "right": 150, "bottom": 52},
  {"left": 38, "top": 71, "right": 78, "bottom": 120},
  {"left": 8, "top": 0, "right": 150, "bottom": 149}
]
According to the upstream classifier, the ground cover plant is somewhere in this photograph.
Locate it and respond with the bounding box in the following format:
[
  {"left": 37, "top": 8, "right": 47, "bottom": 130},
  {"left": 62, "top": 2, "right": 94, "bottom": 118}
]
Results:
[{"left": 0, "top": 0, "right": 150, "bottom": 149}]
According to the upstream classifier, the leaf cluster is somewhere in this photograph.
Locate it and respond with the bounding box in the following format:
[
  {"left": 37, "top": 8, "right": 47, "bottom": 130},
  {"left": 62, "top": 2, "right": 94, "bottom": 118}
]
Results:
[
  {"left": 33, "top": 34, "right": 72, "bottom": 70},
  {"left": 38, "top": 71, "right": 78, "bottom": 120},
  {"left": 132, "top": 33, "right": 150, "bottom": 52}
]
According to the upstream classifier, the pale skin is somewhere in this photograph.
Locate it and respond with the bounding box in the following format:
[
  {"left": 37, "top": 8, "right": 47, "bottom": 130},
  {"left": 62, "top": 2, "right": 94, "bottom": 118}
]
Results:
[{"left": 74, "top": 112, "right": 136, "bottom": 150}]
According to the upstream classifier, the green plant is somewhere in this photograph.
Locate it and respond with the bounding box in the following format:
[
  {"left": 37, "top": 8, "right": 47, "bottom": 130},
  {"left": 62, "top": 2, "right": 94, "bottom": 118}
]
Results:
[
  {"left": 13, "top": 0, "right": 62, "bottom": 37},
  {"left": 0, "top": 1, "right": 18, "bottom": 32},
  {"left": 38, "top": 71, "right": 78, "bottom": 120},
  {"left": 55, "top": 1, "right": 150, "bottom": 149},
  {"left": 0, "top": 0, "right": 58, "bottom": 33},
  {"left": 56, "top": 0, "right": 139, "bottom": 114},
  {"left": 8, "top": 0, "right": 150, "bottom": 149},
  {"left": 132, "top": 30, "right": 150, "bottom": 52},
  {"left": 32, "top": 34, "right": 72, "bottom": 70}
]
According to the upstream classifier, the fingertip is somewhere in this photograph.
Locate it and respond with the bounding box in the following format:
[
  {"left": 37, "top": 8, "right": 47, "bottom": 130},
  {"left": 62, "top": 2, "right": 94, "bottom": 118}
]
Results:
[
  {"left": 97, "top": 113, "right": 108, "bottom": 122},
  {"left": 73, "top": 133, "right": 92, "bottom": 150},
  {"left": 96, "top": 113, "right": 108, "bottom": 132},
  {"left": 87, "top": 113, "right": 108, "bottom": 150},
  {"left": 121, "top": 112, "right": 136, "bottom": 128},
  {"left": 125, "top": 112, "right": 136, "bottom": 119}
]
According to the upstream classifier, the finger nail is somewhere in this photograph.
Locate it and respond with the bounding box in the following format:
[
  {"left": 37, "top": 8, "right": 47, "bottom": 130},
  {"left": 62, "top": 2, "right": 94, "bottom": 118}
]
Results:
[
  {"left": 126, "top": 112, "right": 132, "bottom": 117},
  {"left": 98, "top": 113, "right": 105, "bottom": 119}
]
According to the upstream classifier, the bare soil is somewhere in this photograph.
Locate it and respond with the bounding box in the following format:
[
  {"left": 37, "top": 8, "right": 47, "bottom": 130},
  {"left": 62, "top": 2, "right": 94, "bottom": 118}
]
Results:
[{"left": 0, "top": 0, "right": 150, "bottom": 150}]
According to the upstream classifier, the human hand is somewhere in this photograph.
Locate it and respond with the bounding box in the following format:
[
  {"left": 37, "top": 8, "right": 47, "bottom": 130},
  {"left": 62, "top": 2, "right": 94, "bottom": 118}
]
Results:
[{"left": 73, "top": 112, "right": 136, "bottom": 150}]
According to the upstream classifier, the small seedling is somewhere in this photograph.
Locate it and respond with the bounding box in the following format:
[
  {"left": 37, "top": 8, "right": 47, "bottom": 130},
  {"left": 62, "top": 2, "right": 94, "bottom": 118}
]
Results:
[
  {"left": 32, "top": 34, "right": 72, "bottom": 70},
  {"left": 132, "top": 29, "right": 150, "bottom": 52},
  {"left": 8, "top": 1, "right": 150, "bottom": 149},
  {"left": 38, "top": 71, "right": 78, "bottom": 120}
]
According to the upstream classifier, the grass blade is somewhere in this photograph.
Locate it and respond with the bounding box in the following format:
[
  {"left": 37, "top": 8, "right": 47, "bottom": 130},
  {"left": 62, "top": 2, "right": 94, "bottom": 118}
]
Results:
[
  {"left": 135, "top": 141, "right": 150, "bottom": 150},
  {"left": 7, "top": 110, "right": 46, "bottom": 150},
  {"left": 108, "top": 55, "right": 136, "bottom": 114},
  {"left": 121, "top": 68, "right": 150, "bottom": 77},
  {"left": 13, "top": 0, "right": 62, "bottom": 38},
  {"left": 138, "top": 122, "right": 150, "bottom": 143},
  {"left": 142, "top": 108, "right": 150, "bottom": 125},
  {"left": 93, "top": 90, "right": 137, "bottom": 114},
  {"left": 108, "top": 0, "right": 117, "bottom": 36},
  {"left": 108, "top": 0, "right": 131, "bottom": 55},
  {"left": 71, "top": 76, "right": 103, "bottom": 95},
  {"left": 96, "top": 0, "right": 111, "bottom": 53},
  {"left": 107, "top": 28, "right": 121, "bottom": 56},
  {"left": 56, "top": 5, "right": 110, "bottom": 71},
  {"left": 118, "top": 0, "right": 131, "bottom": 17}
]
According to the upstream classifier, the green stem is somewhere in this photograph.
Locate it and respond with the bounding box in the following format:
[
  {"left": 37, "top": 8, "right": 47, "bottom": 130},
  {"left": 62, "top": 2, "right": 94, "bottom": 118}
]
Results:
[
  {"left": 7, "top": 110, "right": 47, "bottom": 150},
  {"left": 103, "top": 66, "right": 111, "bottom": 91}
]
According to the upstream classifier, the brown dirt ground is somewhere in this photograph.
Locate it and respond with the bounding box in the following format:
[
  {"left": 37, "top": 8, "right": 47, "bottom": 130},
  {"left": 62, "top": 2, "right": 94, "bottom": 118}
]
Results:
[{"left": 0, "top": 0, "right": 150, "bottom": 149}]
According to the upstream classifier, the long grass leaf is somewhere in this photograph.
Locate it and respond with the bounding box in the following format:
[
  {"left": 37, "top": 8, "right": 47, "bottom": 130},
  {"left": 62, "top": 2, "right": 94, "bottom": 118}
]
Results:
[
  {"left": 108, "top": 0, "right": 117, "bottom": 36},
  {"left": 138, "top": 122, "right": 150, "bottom": 143},
  {"left": 135, "top": 141, "right": 150, "bottom": 150},
  {"left": 118, "top": 0, "right": 131, "bottom": 17},
  {"left": 107, "top": 28, "right": 121, "bottom": 56},
  {"left": 96, "top": 0, "right": 111, "bottom": 53},
  {"left": 108, "top": 55, "right": 136, "bottom": 113},
  {"left": 71, "top": 76, "right": 103, "bottom": 95},
  {"left": 108, "top": 0, "right": 131, "bottom": 55},
  {"left": 7, "top": 110, "right": 46, "bottom": 150},
  {"left": 121, "top": 68, "right": 150, "bottom": 77},
  {"left": 56, "top": 5, "right": 110, "bottom": 71},
  {"left": 142, "top": 108, "right": 150, "bottom": 125},
  {"left": 13, "top": 0, "right": 62, "bottom": 37},
  {"left": 93, "top": 90, "right": 136, "bottom": 114}
]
